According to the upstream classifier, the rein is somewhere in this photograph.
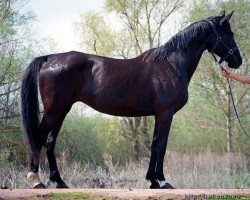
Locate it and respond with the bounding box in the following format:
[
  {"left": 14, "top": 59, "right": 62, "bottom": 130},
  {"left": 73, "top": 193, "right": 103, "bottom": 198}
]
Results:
[{"left": 207, "top": 20, "right": 249, "bottom": 138}]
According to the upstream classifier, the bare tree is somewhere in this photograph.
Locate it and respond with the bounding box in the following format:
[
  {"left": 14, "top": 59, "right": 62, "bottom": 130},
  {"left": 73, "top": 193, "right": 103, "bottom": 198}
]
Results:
[
  {"left": 78, "top": 0, "right": 185, "bottom": 159},
  {"left": 0, "top": 0, "right": 35, "bottom": 122}
]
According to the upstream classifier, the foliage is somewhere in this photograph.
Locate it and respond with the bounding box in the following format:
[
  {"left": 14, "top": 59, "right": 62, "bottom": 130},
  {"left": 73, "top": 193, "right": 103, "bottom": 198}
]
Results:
[
  {"left": 56, "top": 106, "right": 134, "bottom": 166},
  {"left": 77, "top": 12, "right": 116, "bottom": 56},
  {"left": 0, "top": 1, "right": 35, "bottom": 122},
  {"left": 0, "top": 0, "right": 59, "bottom": 171},
  {"left": 0, "top": 0, "right": 35, "bottom": 171},
  {"left": 186, "top": 0, "right": 250, "bottom": 153},
  {"left": 0, "top": 126, "right": 27, "bottom": 167},
  {"left": 76, "top": 0, "right": 185, "bottom": 160}
]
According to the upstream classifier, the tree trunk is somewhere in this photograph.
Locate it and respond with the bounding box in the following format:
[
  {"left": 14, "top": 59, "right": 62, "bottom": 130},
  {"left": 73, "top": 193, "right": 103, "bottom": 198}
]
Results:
[{"left": 226, "top": 87, "right": 233, "bottom": 153}]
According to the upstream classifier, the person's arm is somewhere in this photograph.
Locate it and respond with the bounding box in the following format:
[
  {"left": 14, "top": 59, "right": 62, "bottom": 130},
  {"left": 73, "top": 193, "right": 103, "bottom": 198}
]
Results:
[{"left": 221, "top": 68, "right": 250, "bottom": 84}]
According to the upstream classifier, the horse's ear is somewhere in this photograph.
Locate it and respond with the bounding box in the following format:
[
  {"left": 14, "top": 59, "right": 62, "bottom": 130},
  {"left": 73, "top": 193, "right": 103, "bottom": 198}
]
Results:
[
  {"left": 219, "top": 10, "right": 226, "bottom": 17},
  {"left": 220, "top": 11, "right": 234, "bottom": 26}
]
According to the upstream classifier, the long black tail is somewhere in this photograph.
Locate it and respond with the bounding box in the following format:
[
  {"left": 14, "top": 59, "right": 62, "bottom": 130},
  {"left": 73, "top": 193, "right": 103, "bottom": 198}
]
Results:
[{"left": 21, "top": 56, "right": 48, "bottom": 165}]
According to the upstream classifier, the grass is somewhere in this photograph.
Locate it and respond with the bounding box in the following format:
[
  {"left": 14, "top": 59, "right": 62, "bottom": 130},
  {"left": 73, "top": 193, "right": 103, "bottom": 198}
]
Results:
[
  {"left": 50, "top": 193, "right": 97, "bottom": 200},
  {"left": 184, "top": 195, "right": 250, "bottom": 200},
  {"left": 0, "top": 150, "right": 249, "bottom": 189},
  {"left": 49, "top": 193, "right": 119, "bottom": 200},
  {"left": 207, "top": 196, "right": 250, "bottom": 200},
  {"left": 49, "top": 194, "right": 250, "bottom": 200}
]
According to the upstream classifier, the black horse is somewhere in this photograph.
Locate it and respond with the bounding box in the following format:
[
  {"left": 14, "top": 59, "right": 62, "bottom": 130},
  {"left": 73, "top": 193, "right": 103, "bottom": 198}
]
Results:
[{"left": 21, "top": 11, "right": 242, "bottom": 189}]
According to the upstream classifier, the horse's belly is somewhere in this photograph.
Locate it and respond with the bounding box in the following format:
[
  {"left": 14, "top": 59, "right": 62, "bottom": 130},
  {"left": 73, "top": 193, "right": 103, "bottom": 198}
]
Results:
[{"left": 80, "top": 96, "right": 154, "bottom": 117}]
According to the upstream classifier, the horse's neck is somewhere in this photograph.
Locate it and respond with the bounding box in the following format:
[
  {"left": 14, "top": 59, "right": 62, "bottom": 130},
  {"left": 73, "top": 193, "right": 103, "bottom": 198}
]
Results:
[{"left": 168, "top": 39, "right": 208, "bottom": 86}]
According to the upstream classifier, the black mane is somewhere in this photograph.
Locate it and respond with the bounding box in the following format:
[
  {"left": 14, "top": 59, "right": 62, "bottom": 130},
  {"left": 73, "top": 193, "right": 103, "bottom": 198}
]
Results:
[{"left": 142, "top": 17, "right": 219, "bottom": 62}]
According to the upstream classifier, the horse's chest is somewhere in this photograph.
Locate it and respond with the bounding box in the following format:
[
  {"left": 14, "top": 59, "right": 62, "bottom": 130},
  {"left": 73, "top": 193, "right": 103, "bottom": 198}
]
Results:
[
  {"left": 154, "top": 78, "right": 188, "bottom": 112},
  {"left": 175, "top": 89, "right": 188, "bottom": 111}
]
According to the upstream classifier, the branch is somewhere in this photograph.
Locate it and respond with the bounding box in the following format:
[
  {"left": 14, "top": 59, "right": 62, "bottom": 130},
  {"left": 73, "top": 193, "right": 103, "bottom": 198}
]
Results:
[
  {"left": 0, "top": 0, "right": 11, "bottom": 23},
  {"left": 0, "top": 113, "right": 21, "bottom": 120},
  {"left": 0, "top": 86, "right": 20, "bottom": 97},
  {"left": 152, "top": 0, "right": 184, "bottom": 42}
]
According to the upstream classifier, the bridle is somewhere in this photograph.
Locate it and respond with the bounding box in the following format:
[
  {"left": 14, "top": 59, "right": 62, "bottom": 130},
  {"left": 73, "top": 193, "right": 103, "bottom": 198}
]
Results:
[
  {"left": 206, "top": 20, "right": 249, "bottom": 138},
  {"left": 206, "top": 20, "right": 239, "bottom": 66}
]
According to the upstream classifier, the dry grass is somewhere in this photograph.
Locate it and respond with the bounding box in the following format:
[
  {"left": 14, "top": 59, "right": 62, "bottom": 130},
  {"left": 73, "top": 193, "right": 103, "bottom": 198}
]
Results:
[
  {"left": 166, "top": 151, "right": 250, "bottom": 189},
  {"left": 0, "top": 150, "right": 249, "bottom": 189}
]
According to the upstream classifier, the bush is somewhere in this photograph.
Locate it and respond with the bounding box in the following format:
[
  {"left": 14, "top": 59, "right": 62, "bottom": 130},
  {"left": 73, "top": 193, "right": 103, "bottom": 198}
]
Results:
[{"left": 56, "top": 109, "right": 134, "bottom": 167}]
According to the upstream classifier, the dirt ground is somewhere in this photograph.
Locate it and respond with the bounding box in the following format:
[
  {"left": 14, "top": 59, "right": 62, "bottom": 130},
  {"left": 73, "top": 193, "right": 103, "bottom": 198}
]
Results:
[{"left": 1, "top": 189, "right": 250, "bottom": 200}]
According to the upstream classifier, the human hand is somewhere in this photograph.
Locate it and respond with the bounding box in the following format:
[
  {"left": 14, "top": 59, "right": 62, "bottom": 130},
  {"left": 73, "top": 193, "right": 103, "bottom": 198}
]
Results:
[{"left": 221, "top": 68, "right": 234, "bottom": 78}]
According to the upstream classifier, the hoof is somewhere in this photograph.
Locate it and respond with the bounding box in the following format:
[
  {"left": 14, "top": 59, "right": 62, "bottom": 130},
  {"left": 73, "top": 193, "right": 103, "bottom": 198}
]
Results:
[
  {"left": 150, "top": 182, "right": 160, "bottom": 189},
  {"left": 56, "top": 183, "right": 69, "bottom": 188},
  {"left": 33, "top": 182, "right": 46, "bottom": 189},
  {"left": 160, "top": 182, "right": 175, "bottom": 189},
  {"left": 149, "top": 180, "right": 160, "bottom": 189}
]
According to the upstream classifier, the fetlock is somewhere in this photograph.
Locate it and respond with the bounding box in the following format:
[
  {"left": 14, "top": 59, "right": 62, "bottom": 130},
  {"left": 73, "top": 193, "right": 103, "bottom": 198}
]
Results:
[
  {"left": 49, "top": 170, "right": 68, "bottom": 188},
  {"left": 146, "top": 172, "right": 155, "bottom": 181},
  {"left": 49, "top": 171, "right": 61, "bottom": 183}
]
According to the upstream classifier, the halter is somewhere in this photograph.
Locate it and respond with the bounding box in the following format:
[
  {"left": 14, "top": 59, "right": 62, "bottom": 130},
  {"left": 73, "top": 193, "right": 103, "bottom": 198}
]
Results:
[
  {"left": 206, "top": 20, "right": 238, "bottom": 66},
  {"left": 207, "top": 20, "right": 249, "bottom": 138}
]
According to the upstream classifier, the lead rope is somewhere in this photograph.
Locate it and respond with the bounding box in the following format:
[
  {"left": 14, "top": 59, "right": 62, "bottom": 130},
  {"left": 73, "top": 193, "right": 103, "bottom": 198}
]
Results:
[{"left": 210, "top": 52, "right": 249, "bottom": 138}]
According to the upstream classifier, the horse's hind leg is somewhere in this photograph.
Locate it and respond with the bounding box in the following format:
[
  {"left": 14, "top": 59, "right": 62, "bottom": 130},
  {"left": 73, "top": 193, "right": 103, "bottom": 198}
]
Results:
[
  {"left": 27, "top": 113, "right": 53, "bottom": 188},
  {"left": 27, "top": 109, "right": 70, "bottom": 188},
  {"left": 45, "top": 110, "right": 70, "bottom": 188},
  {"left": 27, "top": 148, "right": 45, "bottom": 188},
  {"left": 27, "top": 114, "right": 54, "bottom": 188},
  {"left": 27, "top": 113, "right": 55, "bottom": 188}
]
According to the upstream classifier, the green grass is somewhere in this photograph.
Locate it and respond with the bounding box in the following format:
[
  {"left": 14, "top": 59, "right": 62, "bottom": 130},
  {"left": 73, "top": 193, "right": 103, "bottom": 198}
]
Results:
[
  {"left": 50, "top": 193, "right": 94, "bottom": 200},
  {"left": 49, "top": 193, "right": 118, "bottom": 200},
  {"left": 207, "top": 196, "right": 250, "bottom": 200},
  {"left": 184, "top": 195, "right": 250, "bottom": 200}
]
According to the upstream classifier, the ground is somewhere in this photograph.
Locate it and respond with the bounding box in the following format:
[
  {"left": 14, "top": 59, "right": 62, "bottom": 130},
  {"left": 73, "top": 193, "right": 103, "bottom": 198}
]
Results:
[{"left": 1, "top": 189, "right": 250, "bottom": 200}]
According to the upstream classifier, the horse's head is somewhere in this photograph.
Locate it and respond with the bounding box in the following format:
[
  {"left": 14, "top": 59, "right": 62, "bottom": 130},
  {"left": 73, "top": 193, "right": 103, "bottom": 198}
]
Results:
[{"left": 207, "top": 11, "right": 242, "bottom": 69}]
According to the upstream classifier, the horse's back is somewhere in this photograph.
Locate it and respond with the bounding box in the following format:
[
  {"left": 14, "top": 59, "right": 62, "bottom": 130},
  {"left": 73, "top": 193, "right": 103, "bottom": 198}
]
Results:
[
  {"left": 38, "top": 51, "right": 150, "bottom": 115},
  {"left": 38, "top": 51, "right": 186, "bottom": 117}
]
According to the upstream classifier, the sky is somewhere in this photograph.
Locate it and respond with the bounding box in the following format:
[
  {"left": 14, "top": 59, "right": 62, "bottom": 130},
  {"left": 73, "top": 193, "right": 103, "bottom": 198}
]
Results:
[{"left": 23, "top": 0, "right": 104, "bottom": 51}]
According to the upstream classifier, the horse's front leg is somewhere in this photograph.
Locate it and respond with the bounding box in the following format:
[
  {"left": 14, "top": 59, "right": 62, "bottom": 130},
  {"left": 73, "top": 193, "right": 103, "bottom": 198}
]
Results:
[
  {"left": 146, "top": 122, "right": 160, "bottom": 189},
  {"left": 147, "top": 110, "right": 175, "bottom": 189}
]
